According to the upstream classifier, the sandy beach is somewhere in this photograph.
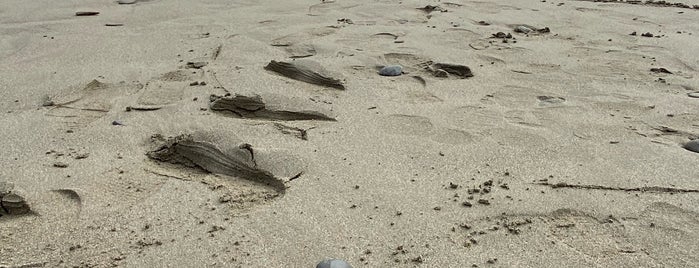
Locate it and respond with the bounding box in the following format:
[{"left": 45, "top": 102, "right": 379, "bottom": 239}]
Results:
[{"left": 1, "top": 0, "right": 698, "bottom": 267}]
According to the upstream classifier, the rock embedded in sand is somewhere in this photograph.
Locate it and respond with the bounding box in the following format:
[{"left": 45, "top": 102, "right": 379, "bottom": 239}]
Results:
[
  {"left": 683, "top": 140, "right": 699, "bottom": 153},
  {"left": 379, "top": 65, "right": 403, "bottom": 76},
  {"left": 316, "top": 259, "right": 353, "bottom": 268},
  {"left": 117, "top": 0, "right": 138, "bottom": 4}
]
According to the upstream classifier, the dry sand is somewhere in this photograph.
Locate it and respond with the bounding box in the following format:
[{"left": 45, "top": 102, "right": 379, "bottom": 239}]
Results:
[{"left": 1, "top": 0, "right": 698, "bottom": 267}]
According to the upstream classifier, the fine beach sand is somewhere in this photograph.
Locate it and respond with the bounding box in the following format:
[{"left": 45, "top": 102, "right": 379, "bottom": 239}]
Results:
[{"left": 1, "top": 0, "right": 698, "bottom": 267}]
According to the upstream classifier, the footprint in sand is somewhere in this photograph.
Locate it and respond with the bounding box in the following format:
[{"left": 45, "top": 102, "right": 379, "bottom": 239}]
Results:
[
  {"left": 133, "top": 70, "right": 198, "bottom": 109},
  {"left": 379, "top": 114, "right": 478, "bottom": 145},
  {"left": 44, "top": 79, "right": 140, "bottom": 129}
]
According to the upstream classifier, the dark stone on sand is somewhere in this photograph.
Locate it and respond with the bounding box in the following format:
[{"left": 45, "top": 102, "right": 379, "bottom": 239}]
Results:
[
  {"left": 316, "top": 259, "right": 353, "bottom": 268},
  {"left": 105, "top": 23, "right": 124, "bottom": 27},
  {"left": 379, "top": 65, "right": 402, "bottom": 76},
  {"left": 117, "top": 0, "right": 138, "bottom": 4},
  {"left": 630, "top": 31, "right": 637, "bottom": 36},
  {"left": 75, "top": 11, "right": 99, "bottom": 16},
  {"left": 683, "top": 140, "right": 699, "bottom": 153},
  {"left": 641, "top": 32, "right": 654, "bottom": 37}
]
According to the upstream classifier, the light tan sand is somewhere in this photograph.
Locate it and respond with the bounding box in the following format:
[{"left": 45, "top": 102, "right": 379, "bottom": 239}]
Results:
[{"left": 1, "top": 0, "right": 698, "bottom": 267}]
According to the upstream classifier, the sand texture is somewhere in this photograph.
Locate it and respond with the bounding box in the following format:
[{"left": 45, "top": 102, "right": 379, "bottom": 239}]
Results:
[{"left": 1, "top": 0, "right": 698, "bottom": 267}]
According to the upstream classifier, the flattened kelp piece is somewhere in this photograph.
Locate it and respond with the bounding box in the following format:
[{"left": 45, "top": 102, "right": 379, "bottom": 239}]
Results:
[
  {"left": 147, "top": 134, "right": 286, "bottom": 191},
  {"left": 264, "top": 60, "right": 345, "bottom": 90},
  {"left": 209, "top": 94, "right": 336, "bottom": 121}
]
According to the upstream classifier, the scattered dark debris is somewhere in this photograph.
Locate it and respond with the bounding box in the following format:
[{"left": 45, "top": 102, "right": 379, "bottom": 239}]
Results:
[
  {"left": 641, "top": 32, "right": 654, "bottom": 37},
  {"left": 53, "top": 162, "right": 69, "bottom": 168},
  {"left": 534, "top": 182, "right": 699, "bottom": 193},
  {"left": 477, "top": 199, "right": 490, "bottom": 205}
]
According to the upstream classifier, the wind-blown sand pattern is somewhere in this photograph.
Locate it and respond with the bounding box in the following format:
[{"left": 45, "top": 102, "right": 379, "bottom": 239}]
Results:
[{"left": 0, "top": 0, "right": 698, "bottom": 267}]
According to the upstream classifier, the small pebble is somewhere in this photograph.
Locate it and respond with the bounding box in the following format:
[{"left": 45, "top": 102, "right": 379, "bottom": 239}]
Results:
[
  {"left": 379, "top": 65, "right": 402, "bottom": 76},
  {"left": 117, "top": 0, "right": 138, "bottom": 4},
  {"left": 316, "top": 259, "right": 352, "bottom": 268},
  {"left": 111, "top": 120, "right": 124, "bottom": 126},
  {"left": 683, "top": 140, "right": 699, "bottom": 153}
]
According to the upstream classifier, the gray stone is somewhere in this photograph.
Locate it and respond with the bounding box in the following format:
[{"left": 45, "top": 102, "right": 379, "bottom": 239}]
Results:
[
  {"left": 687, "top": 92, "right": 699, "bottom": 98},
  {"left": 379, "top": 65, "right": 402, "bottom": 76},
  {"left": 683, "top": 140, "right": 699, "bottom": 153},
  {"left": 316, "top": 259, "right": 352, "bottom": 268}
]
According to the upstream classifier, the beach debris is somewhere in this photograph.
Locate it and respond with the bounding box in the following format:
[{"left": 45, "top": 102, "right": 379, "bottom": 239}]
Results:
[
  {"left": 264, "top": 60, "right": 345, "bottom": 90},
  {"left": 428, "top": 63, "right": 473, "bottom": 78},
  {"left": 492, "top": 32, "right": 513, "bottom": 39},
  {"left": 684, "top": 140, "right": 699, "bottom": 153},
  {"left": 513, "top": 25, "right": 550, "bottom": 34},
  {"left": 186, "top": 61, "right": 208, "bottom": 69},
  {"left": 316, "top": 259, "right": 353, "bottom": 268},
  {"left": 337, "top": 18, "right": 354, "bottom": 24},
  {"left": 53, "top": 162, "right": 69, "bottom": 168},
  {"left": 650, "top": 68, "right": 672, "bottom": 74},
  {"left": 117, "top": 0, "right": 138, "bottom": 4},
  {"left": 147, "top": 134, "right": 286, "bottom": 191},
  {"left": 379, "top": 65, "right": 403, "bottom": 76},
  {"left": 75, "top": 11, "right": 99, "bottom": 16},
  {"left": 417, "top": 5, "right": 446, "bottom": 13},
  {"left": 1, "top": 182, "right": 31, "bottom": 215},
  {"left": 687, "top": 92, "right": 699, "bottom": 98},
  {"left": 514, "top": 25, "right": 533, "bottom": 33},
  {"left": 209, "top": 94, "right": 335, "bottom": 121}
]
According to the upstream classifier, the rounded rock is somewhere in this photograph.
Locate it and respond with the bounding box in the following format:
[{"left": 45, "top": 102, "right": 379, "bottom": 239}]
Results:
[
  {"left": 316, "top": 259, "right": 352, "bottom": 268},
  {"left": 687, "top": 92, "right": 699, "bottom": 98},
  {"left": 683, "top": 140, "right": 699, "bottom": 153},
  {"left": 379, "top": 65, "right": 403, "bottom": 76}
]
